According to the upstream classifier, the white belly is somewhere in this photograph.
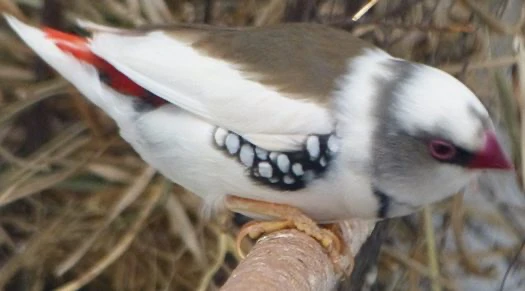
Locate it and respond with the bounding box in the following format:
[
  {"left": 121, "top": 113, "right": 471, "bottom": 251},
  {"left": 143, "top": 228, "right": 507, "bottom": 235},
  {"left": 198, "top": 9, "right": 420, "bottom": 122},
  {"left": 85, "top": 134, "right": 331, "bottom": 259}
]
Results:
[{"left": 122, "top": 105, "right": 379, "bottom": 222}]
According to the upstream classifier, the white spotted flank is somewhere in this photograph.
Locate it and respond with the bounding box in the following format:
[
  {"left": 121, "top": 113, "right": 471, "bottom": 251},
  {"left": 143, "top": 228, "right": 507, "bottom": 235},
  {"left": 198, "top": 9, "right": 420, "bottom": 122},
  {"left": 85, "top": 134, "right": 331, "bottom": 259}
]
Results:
[
  {"left": 214, "top": 127, "right": 228, "bottom": 147},
  {"left": 283, "top": 175, "right": 295, "bottom": 185},
  {"left": 292, "top": 163, "right": 304, "bottom": 176},
  {"left": 306, "top": 136, "right": 320, "bottom": 160},
  {"left": 327, "top": 134, "right": 339, "bottom": 154},
  {"left": 255, "top": 147, "right": 268, "bottom": 160},
  {"left": 258, "top": 162, "right": 273, "bottom": 178},
  {"left": 225, "top": 133, "right": 240, "bottom": 154},
  {"left": 277, "top": 154, "right": 290, "bottom": 173},
  {"left": 240, "top": 144, "right": 255, "bottom": 167}
]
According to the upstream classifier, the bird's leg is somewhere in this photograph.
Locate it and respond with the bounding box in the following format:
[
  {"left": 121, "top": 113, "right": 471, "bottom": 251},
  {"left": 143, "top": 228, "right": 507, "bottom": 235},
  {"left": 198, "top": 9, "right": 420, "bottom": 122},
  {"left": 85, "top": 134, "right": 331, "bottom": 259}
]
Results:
[{"left": 225, "top": 195, "right": 344, "bottom": 268}]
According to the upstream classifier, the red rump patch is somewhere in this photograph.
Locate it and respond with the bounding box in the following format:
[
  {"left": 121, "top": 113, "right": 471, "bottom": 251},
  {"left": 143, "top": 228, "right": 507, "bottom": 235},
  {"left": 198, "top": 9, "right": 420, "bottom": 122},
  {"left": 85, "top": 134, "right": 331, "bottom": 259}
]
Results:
[{"left": 43, "top": 27, "right": 166, "bottom": 107}]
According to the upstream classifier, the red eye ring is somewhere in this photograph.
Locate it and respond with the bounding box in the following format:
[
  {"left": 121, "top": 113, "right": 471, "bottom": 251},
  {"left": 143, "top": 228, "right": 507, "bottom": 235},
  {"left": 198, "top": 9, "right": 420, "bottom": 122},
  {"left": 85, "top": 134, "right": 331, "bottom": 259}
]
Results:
[{"left": 429, "top": 140, "right": 457, "bottom": 161}]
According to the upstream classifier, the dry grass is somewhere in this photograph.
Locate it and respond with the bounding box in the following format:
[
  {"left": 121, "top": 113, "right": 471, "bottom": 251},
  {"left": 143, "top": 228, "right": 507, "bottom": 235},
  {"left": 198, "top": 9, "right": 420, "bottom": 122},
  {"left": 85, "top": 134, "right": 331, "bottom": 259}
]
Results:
[{"left": 0, "top": 0, "right": 524, "bottom": 290}]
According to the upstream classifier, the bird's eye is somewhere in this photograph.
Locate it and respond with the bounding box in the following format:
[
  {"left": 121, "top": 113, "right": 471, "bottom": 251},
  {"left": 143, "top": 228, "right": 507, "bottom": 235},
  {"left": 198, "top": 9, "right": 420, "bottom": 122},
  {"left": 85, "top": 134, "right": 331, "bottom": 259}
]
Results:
[{"left": 429, "top": 140, "right": 457, "bottom": 161}]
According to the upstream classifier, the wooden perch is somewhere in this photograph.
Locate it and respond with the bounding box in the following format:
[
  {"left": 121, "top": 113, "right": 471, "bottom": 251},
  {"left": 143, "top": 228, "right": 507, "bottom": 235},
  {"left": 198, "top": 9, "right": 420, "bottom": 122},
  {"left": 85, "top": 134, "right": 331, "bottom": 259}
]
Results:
[{"left": 221, "top": 220, "right": 374, "bottom": 291}]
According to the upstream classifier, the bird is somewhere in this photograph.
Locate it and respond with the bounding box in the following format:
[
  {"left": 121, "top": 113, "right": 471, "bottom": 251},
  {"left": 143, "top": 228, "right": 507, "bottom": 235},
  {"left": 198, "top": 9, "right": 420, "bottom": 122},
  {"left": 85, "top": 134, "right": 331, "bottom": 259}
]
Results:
[{"left": 4, "top": 14, "right": 513, "bottom": 268}]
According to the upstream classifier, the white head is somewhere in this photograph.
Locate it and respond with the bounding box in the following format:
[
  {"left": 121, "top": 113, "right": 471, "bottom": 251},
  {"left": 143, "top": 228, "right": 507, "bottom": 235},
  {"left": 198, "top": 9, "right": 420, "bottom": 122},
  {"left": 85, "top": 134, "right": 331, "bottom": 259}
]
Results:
[
  {"left": 350, "top": 58, "right": 513, "bottom": 217},
  {"left": 394, "top": 65, "right": 490, "bottom": 152}
]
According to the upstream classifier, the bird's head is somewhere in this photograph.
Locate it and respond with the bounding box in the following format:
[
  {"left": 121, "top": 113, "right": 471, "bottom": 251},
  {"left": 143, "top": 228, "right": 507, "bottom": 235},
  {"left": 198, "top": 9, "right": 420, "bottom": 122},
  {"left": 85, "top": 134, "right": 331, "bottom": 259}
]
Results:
[{"left": 369, "top": 61, "right": 513, "bottom": 216}]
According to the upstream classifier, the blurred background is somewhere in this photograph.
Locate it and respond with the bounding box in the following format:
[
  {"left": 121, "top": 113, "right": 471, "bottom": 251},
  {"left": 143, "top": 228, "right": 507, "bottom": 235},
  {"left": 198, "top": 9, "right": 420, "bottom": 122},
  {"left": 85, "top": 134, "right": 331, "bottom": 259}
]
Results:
[{"left": 0, "top": 0, "right": 524, "bottom": 290}]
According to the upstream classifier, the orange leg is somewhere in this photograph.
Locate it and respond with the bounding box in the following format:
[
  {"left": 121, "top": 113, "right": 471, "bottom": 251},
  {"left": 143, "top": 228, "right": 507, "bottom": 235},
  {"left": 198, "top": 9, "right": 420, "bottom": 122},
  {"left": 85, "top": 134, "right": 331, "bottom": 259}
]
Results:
[{"left": 225, "top": 195, "right": 344, "bottom": 268}]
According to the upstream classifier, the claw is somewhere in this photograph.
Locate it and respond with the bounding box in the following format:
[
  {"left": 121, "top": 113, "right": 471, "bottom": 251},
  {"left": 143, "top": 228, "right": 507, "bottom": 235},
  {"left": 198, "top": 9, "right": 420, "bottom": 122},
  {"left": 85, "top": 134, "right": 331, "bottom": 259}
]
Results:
[
  {"left": 236, "top": 220, "right": 293, "bottom": 258},
  {"left": 226, "top": 195, "right": 347, "bottom": 272}
]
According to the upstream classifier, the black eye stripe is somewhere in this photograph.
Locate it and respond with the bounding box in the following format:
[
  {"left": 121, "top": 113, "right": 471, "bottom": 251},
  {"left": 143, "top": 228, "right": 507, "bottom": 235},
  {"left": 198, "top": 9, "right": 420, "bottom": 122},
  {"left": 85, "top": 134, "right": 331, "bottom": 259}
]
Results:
[
  {"left": 444, "top": 146, "right": 475, "bottom": 166},
  {"left": 428, "top": 140, "right": 474, "bottom": 166},
  {"left": 398, "top": 130, "right": 476, "bottom": 167}
]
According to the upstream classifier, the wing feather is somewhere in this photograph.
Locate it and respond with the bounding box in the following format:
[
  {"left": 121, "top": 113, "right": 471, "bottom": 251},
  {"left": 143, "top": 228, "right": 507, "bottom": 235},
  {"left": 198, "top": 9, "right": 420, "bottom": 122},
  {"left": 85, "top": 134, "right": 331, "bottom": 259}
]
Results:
[
  {"left": 4, "top": 15, "right": 137, "bottom": 126},
  {"left": 89, "top": 31, "right": 334, "bottom": 151}
]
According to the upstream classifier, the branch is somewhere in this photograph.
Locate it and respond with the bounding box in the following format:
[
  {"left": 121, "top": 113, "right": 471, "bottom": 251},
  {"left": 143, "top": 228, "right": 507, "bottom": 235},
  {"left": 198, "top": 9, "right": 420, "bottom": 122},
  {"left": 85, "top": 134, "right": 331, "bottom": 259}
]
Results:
[{"left": 221, "top": 220, "right": 373, "bottom": 291}]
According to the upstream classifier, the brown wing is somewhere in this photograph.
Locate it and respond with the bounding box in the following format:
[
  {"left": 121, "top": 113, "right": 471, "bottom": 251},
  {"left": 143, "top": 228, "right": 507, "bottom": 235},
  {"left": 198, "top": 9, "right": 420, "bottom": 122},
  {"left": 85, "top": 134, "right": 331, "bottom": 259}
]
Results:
[
  {"left": 164, "top": 23, "right": 373, "bottom": 103},
  {"left": 80, "top": 21, "right": 375, "bottom": 104},
  {"left": 187, "top": 23, "right": 374, "bottom": 104},
  {"left": 85, "top": 22, "right": 373, "bottom": 151}
]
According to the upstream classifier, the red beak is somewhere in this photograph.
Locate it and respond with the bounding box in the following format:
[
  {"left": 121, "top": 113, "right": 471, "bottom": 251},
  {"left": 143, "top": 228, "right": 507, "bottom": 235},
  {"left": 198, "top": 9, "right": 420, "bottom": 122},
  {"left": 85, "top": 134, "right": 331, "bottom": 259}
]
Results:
[{"left": 468, "top": 131, "right": 513, "bottom": 170}]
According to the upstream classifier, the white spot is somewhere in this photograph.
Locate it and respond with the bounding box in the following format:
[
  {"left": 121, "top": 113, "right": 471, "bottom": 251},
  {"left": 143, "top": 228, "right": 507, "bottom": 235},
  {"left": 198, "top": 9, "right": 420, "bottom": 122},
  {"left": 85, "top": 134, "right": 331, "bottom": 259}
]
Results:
[
  {"left": 292, "top": 163, "right": 304, "bottom": 176},
  {"left": 283, "top": 175, "right": 295, "bottom": 184},
  {"left": 240, "top": 144, "right": 255, "bottom": 167},
  {"left": 277, "top": 154, "right": 290, "bottom": 173},
  {"left": 319, "top": 156, "right": 327, "bottom": 167},
  {"left": 225, "top": 133, "right": 240, "bottom": 154},
  {"left": 255, "top": 147, "right": 268, "bottom": 160},
  {"left": 306, "top": 136, "right": 320, "bottom": 160},
  {"left": 365, "top": 266, "right": 378, "bottom": 286},
  {"left": 269, "top": 176, "right": 280, "bottom": 183},
  {"left": 327, "top": 135, "right": 339, "bottom": 154},
  {"left": 335, "top": 123, "right": 343, "bottom": 138},
  {"left": 214, "top": 127, "right": 228, "bottom": 147},
  {"left": 269, "top": 152, "right": 279, "bottom": 162},
  {"left": 258, "top": 162, "right": 273, "bottom": 178},
  {"left": 303, "top": 170, "right": 315, "bottom": 182}
]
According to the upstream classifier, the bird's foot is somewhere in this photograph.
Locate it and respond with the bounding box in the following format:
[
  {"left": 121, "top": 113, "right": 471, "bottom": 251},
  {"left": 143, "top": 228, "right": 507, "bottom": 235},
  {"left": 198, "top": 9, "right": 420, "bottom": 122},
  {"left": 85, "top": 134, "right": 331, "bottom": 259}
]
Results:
[{"left": 225, "top": 195, "right": 345, "bottom": 272}]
